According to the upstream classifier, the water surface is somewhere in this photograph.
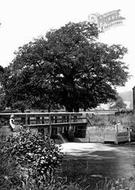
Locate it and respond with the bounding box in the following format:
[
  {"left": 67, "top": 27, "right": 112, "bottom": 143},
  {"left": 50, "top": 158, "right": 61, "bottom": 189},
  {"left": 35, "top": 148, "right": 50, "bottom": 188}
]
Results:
[{"left": 61, "top": 143, "right": 135, "bottom": 179}]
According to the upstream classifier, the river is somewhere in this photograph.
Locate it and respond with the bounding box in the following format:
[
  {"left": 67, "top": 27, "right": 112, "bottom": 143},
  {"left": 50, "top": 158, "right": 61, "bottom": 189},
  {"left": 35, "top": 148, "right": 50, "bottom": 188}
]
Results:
[{"left": 60, "top": 142, "right": 135, "bottom": 181}]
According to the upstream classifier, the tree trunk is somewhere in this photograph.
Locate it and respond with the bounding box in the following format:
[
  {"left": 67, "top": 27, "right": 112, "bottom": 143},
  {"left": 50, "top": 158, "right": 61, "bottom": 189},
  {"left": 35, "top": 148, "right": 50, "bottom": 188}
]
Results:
[
  {"left": 48, "top": 105, "right": 51, "bottom": 112},
  {"left": 74, "top": 107, "right": 79, "bottom": 112},
  {"left": 65, "top": 105, "right": 73, "bottom": 112}
]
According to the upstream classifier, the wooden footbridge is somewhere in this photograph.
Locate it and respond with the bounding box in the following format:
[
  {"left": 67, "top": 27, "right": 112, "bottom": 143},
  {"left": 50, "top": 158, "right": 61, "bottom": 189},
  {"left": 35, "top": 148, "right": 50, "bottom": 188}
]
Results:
[
  {"left": 0, "top": 112, "right": 131, "bottom": 143},
  {"left": 0, "top": 112, "right": 87, "bottom": 140}
]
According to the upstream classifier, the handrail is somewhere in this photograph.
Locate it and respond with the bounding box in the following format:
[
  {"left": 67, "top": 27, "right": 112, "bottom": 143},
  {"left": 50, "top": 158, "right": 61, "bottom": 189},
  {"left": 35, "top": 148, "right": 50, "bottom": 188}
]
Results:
[
  {"left": 0, "top": 112, "right": 83, "bottom": 116},
  {"left": 0, "top": 112, "right": 87, "bottom": 127}
]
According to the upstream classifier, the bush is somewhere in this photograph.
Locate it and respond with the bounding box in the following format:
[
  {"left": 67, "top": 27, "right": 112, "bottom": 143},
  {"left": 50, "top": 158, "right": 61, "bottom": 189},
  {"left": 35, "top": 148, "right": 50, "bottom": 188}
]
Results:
[
  {"left": 1, "top": 129, "right": 63, "bottom": 189},
  {"left": 0, "top": 140, "right": 22, "bottom": 190}
]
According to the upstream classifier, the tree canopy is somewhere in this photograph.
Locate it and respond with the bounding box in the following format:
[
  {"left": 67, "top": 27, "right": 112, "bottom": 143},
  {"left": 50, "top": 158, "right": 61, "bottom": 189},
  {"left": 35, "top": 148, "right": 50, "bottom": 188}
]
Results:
[
  {"left": 1, "top": 22, "right": 129, "bottom": 111},
  {"left": 110, "top": 95, "right": 127, "bottom": 111}
]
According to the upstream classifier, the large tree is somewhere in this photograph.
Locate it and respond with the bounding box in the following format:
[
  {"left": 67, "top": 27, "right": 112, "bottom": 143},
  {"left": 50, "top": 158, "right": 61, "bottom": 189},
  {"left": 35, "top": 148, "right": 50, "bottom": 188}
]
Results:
[{"left": 2, "top": 22, "right": 128, "bottom": 111}]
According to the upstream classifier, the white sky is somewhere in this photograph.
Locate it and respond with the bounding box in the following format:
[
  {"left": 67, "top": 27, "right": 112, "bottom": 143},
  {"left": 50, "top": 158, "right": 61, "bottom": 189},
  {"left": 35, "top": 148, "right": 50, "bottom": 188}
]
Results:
[{"left": 0, "top": 0, "right": 134, "bottom": 93}]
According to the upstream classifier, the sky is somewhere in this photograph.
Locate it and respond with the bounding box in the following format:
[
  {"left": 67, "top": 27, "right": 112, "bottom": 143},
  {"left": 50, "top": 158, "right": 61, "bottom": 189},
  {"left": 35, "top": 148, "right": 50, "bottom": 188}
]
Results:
[{"left": 0, "top": 0, "right": 135, "bottom": 93}]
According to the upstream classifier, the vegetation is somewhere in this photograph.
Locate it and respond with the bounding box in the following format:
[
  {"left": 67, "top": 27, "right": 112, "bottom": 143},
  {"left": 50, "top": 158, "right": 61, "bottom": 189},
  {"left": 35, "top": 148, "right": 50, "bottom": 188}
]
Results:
[
  {"left": 110, "top": 95, "right": 127, "bottom": 111},
  {"left": 0, "top": 129, "right": 63, "bottom": 189},
  {"left": 0, "top": 118, "right": 135, "bottom": 189},
  {"left": 0, "top": 22, "right": 128, "bottom": 111},
  {"left": 0, "top": 65, "right": 5, "bottom": 111}
]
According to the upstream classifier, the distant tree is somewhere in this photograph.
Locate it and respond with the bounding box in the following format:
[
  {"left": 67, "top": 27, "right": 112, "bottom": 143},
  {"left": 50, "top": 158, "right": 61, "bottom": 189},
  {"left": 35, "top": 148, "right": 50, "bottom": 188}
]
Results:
[
  {"left": 110, "top": 95, "right": 127, "bottom": 110},
  {"left": 0, "top": 65, "right": 5, "bottom": 110},
  {"left": 0, "top": 65, "right": 4, "bottom": 73},
  {"left": 2, "top": 22, "right": 129, "bottom": 111}
]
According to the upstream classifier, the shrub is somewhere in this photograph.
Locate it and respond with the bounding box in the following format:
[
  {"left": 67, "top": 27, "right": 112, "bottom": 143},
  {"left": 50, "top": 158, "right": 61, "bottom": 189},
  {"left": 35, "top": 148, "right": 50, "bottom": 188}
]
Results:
[
  {"left": 1, "top": 129, "right": 63, "bottom": 189},
  {"left": 0, "top": 140, "right": 22, "bottom": 190}
]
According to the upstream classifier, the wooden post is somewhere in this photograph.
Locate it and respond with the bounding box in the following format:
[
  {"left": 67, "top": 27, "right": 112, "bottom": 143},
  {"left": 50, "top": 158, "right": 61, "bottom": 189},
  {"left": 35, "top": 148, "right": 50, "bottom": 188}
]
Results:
[
  {"left": 55, "top": 115, "right": 57, "bottom": 123},
  {"left": 42, "top": 116, "right": 44, "bottom": 124},
  {"left": 36, "top": 116, "right": 40, "bottom": 124},
  {"left": 49, "top": 114, "right": 52, "bottom": 137},
  {"left": 115, "top": 123, "right": 118, "bottom": 144},
  {"left": 128, "top": 127, "right": 131, "bottom": 142},
  {"left": 25, "top": 114, "right": 28, "bottom": 126},
  {"left": 69, "top": 114, "right": 71, "bottom": 126},
  {"left": 21, "top": 116, "right": 26, "bottom": 125},
  {"left": 27, "top": 116, "right": 30, "bottom": 125},
  {"left": 49, "top": 114, "right": 51, "bottom": 126},
  {"left": 133, "top": 86, "right": 135, "bottom": 112}
]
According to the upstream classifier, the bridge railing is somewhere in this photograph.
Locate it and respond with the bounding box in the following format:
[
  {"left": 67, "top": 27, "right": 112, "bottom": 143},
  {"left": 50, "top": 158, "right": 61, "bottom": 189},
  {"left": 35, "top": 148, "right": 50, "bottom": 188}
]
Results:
[{"left": 0, "top": 112, "right": 87, "bottom": 127}]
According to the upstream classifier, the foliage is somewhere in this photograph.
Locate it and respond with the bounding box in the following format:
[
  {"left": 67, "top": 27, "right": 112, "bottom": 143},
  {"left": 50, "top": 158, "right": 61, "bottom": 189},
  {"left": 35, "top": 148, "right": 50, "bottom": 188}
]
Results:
[
  {"left": 1, "top": 22, "right": 129, "bottom": 111},
  {"left": 1, "top": 132, "right": 135, "bottom": 190},
  {"left": 110, "top": 95, "right": 127, "bottom": 110},
  {"left": 0, "top": 140, "right": 22, "bottom": 190},
  {"left": 0, "top": 65, "right": 5, "bottom": 110},
  {"left": 11, "top": 100, "right": 28, "bottom": 112},
  {"left": 95, "top": 177, "right": 135, "bottom": 190},
  {"left": 1, "top": 129, "right": 63, "bottom": 189}
]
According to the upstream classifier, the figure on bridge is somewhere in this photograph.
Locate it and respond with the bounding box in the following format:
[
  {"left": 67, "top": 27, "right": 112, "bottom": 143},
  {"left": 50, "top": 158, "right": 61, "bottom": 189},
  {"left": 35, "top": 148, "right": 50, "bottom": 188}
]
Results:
[{"left": 9, "top": 114, "right": 22, "bottom": 132}]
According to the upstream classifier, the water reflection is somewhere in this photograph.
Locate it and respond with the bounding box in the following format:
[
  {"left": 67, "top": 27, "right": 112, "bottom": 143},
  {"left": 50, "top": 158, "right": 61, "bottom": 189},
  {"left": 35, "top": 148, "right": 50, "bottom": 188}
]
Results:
[{"left": 61, "top": 143, "right": 135, "bottom": 178}]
